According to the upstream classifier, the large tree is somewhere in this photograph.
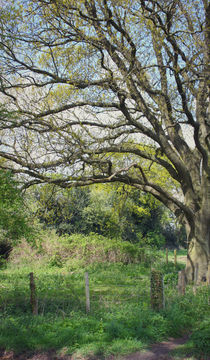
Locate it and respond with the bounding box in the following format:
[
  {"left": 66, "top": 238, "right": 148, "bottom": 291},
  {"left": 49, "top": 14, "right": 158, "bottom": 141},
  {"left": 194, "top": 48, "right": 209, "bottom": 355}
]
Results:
[{"left": 0, "top": 0, "right": 209, "bottom": 281}]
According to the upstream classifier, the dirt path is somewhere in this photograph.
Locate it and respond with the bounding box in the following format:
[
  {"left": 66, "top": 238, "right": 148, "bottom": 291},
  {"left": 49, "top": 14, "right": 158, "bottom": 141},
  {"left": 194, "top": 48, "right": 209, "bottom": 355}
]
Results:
[
  {"left": 0, "top": 334, "right": 197, "bottom": 360},
  {"left": 122, "top": 334, "right": 190, "bottom": 360}
]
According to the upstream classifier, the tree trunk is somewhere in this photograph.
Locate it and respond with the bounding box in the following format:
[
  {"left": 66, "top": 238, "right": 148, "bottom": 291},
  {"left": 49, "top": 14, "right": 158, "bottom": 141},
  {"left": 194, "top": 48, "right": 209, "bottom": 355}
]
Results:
[
  {"left": 186, "top": 236, "right": 209, "bottom": 283},
  {"left": 185, "top": 175, "right": 210, "bottom": 283}
]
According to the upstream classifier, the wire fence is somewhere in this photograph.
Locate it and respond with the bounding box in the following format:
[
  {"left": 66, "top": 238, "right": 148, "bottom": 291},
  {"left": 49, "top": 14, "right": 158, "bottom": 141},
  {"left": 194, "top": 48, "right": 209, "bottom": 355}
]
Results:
[
  {"left": 0, "top": 271, "right": 187, "bottom": 316},
  {"left": 0, "top": 256, "right": 209, "bottom": 316}
]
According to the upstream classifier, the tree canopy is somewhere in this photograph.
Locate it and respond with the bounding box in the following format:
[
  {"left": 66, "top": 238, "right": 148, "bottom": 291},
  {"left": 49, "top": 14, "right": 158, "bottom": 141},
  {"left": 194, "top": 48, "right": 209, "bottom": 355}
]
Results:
[{"left": 0, "top": 0, "right": 209, "bottom": 281}]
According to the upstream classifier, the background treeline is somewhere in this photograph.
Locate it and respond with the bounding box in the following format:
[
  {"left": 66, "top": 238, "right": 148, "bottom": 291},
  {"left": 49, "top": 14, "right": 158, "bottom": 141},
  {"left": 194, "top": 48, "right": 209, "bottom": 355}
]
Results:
[
  {"left": 33, "top": 182, "right": 186, "bottom": 248},
  {"left": 0, "top": 169, "right": 186, "bottom": 262}
]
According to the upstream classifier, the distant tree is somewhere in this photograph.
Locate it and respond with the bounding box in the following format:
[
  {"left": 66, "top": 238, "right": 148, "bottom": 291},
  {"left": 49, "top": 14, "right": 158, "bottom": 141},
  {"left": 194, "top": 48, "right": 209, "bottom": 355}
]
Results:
[
  {"left": 0, "top": 0, "right": 209, "bottom": 281},
  {"left": 34, "top": 185, "right": 90, "bottom": 235}
]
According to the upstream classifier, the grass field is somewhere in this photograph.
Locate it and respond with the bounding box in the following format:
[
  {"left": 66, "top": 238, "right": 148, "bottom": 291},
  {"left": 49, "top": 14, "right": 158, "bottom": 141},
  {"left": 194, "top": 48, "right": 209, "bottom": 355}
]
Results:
[{"left": 0, "top": 238, "right": 209, "bottom": 359}]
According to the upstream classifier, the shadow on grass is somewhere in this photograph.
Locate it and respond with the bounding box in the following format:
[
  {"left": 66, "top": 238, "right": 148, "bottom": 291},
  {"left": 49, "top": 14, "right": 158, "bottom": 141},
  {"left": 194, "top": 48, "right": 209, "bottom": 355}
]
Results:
[
  {"left": 170, "top": 340, "right": 210, "bottom": 360},
  {"left": 0, "top": 315, "right": 79, "bottom": 353},
  {"left": 0, "top": 314, "right": 146, "bottom": 357}
]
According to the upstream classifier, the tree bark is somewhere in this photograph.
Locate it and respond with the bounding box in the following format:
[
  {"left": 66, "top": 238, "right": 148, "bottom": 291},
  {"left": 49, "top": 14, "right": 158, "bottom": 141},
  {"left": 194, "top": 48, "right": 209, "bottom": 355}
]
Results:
[{"left": 185, "top": 175, "right": 210, "bottom": 283}]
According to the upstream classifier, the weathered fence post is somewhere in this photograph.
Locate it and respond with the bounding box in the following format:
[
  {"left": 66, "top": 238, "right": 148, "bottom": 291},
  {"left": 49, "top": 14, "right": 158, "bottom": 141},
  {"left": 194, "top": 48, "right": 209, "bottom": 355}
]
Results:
[
  {"left": 29, "top": 272, "right": 38, "bottom": 315},
  {"left": 85, "top": 272, "right": 90, "bottom": 313},
  {"left": 150, "top": 269, "right": 165, "bottom": 311},
  {"left": 174, "top": 249, "right": 177, "bottom": 266},
  {"left": 178, "top": 269, "right": 186, "bottom": 295},
  {"left": 166, "top": 248, "right": 168, "bottom": 265}
]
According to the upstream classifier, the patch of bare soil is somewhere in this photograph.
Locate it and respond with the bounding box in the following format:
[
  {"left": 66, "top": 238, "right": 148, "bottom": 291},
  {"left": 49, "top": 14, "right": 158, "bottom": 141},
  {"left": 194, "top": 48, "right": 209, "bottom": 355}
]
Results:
[
  {"left": 0, "top": 334, "right": 205, "bottom": 360},
  {"left": 121, "top": 334, "right": 190, "bottom": 360}
]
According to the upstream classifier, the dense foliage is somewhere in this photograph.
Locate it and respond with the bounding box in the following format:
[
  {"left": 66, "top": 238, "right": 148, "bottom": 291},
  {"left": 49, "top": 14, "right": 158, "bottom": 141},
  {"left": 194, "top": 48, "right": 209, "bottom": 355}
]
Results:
[
  {"left": 0, "top": 170, "right": 34, "bottom": 260},
  {"left": 33, "top": 183, "right": 186, "bottom": 247}
]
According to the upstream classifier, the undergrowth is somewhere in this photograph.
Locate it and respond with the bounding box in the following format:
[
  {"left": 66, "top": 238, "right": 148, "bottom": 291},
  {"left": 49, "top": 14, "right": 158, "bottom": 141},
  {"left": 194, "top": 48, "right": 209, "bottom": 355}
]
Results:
[{"left": 0, "top": 233, "right": 209, "bottom": 359}]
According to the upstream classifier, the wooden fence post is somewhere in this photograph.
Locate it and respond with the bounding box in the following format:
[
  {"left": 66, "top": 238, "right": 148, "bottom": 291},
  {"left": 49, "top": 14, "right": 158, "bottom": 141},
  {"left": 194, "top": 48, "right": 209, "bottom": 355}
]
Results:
[
  {"left": 174, "top": 249, "right": 177, "bottom": 266},
  {"left": 150, "top": 269, "right": 165, "bottom": 311},
  {"left": 85, "top": 272, "right": 90, "bottom": 313},
  {"left": 178, "top": 269, "right": 186, "bottom": 295},
  {"left": 166, "top": 248, "right": 168, "bottom": 265},
  {"left": 29, "top": 272, "right": 38, "bottom": 315}
]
